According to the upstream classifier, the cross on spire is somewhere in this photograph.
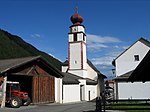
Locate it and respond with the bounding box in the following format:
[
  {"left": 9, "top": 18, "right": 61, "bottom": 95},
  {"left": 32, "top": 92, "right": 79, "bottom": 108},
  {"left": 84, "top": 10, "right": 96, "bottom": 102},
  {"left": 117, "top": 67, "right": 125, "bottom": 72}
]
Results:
[{"left": 76, "top": 3, "right": 78, "bottom": 14}]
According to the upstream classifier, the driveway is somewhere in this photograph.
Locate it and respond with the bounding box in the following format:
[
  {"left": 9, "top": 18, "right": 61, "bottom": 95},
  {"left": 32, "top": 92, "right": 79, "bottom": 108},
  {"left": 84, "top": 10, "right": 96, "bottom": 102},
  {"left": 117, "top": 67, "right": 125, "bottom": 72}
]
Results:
[
  {"left": 0, "top": 102, "right": 125, "bottom": 112},
  {"left": 0, "top": 101, "right": 96, "bottom": 112}
]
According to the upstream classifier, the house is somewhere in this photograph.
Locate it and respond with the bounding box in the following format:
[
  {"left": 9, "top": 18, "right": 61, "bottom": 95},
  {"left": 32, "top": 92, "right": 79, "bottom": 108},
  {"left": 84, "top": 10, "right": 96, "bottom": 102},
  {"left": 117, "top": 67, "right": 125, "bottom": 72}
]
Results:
[
  {"left": 128, "top": 50, "right": 150, "bottom": 82},
  {"left": 0, "top": 56, "right": 63, "bottom": 107},
  {"left": 112, "top": 38, "right": 150, "bottom": 99},
  {"left": 55, "top": 9, "right": 106, "bottom": 103}
]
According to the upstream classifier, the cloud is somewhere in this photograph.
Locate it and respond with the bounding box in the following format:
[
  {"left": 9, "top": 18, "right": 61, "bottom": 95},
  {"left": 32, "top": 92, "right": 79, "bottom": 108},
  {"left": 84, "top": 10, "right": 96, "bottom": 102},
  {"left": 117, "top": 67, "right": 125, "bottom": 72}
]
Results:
[
  {"left": 91, "top": 49, "right": 124, "bottom": 66},
  {"left": 87, "top": 34, "right": 121, "bottom": 43},
  {"left": 31, "top": 34, "right": 41, "bottom": 38},
  {"left": 122, "top": 46, "right": 129, "bottom": 50},
  {"left": 87, "top": 34, "right": 121, "bottom": 51},
  {"left": 91, "top": 56, "right": 114, "bottom": 66},
  {"left": 86, "top": 34, "right": 131, "bottom": 79},
  {"left": 88, "top": 43, "right": 108, "bottom": 51},
  {"left": 90, "top": 52, "right": 118, "bottom": 79}
]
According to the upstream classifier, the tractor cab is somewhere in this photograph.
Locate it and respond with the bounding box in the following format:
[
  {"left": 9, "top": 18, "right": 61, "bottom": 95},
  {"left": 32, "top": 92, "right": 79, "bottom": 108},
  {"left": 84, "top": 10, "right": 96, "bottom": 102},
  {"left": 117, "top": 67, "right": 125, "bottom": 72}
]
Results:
[{"left": 6, "top": 81, "right": 31, "bottom": 108}]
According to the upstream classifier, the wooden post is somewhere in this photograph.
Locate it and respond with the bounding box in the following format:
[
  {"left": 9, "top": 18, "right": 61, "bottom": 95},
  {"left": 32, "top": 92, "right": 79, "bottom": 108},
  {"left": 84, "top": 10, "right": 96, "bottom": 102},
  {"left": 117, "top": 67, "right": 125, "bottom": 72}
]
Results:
[
  {"left": 1, "top": 76, "right": 7, "bottom": 108},
  {"left": 0, "top": 76, "right": 3, "bottom": 107}
]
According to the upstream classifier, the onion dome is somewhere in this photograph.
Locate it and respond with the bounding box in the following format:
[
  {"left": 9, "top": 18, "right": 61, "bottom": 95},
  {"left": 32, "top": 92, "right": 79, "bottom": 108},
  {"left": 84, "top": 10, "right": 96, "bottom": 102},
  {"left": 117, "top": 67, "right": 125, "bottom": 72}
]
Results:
[{"left": 70, "top": 13, "right": 84, "bottom": 25}]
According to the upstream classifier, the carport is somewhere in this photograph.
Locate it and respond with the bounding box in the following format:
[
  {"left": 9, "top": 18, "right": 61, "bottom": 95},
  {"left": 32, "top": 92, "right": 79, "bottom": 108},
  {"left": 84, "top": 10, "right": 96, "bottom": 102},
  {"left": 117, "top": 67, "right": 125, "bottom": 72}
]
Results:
[{"left": 0, "top": 56, "right": 63, "bottom": 107}]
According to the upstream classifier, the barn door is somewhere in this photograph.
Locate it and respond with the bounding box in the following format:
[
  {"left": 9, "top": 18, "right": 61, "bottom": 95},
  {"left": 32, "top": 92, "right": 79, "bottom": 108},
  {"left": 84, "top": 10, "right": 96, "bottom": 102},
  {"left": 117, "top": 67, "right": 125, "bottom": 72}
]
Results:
[{"left": 32, "top": 76, "right": 55, "bottom": 103}]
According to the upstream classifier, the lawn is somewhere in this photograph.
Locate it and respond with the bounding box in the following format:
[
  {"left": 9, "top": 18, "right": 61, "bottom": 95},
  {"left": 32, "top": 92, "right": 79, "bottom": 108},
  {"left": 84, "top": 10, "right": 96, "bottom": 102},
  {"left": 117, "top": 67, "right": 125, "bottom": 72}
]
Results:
[
  {"left": 125, "top": 110, "right": 150, "bottom": 112},
  {"left": 104, "top": 101, "right": 150, "bottom": 111}
]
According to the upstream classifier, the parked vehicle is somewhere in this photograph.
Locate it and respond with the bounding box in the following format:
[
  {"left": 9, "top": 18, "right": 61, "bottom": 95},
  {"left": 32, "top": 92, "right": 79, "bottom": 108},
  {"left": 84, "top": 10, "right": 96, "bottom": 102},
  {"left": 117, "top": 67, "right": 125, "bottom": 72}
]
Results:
[{"left": 6, "top": 81, "right": 31, "bottom": 108}]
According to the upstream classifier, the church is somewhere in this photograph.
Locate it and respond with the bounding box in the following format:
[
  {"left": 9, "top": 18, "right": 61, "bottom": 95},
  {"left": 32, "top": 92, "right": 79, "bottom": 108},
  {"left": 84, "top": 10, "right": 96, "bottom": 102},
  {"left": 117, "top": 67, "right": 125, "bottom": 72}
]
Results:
[{"left": 55, "top": 9, "right": 106, "bottom": 103}]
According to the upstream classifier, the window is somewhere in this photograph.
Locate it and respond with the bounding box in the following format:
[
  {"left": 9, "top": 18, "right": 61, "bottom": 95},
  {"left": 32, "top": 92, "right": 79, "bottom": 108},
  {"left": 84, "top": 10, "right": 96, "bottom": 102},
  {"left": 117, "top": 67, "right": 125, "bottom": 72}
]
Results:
[
  {"left": 134, "top": 55, "right": 139, "bottom": 61},
  {"left": 83, "top": 35, "right": 85, "bottom": 41},
  {"left": 74, "top": 33, "right": 77, "bottom": 41},
  {"left": 74, "top": 60, "right": 77, "bottom": 64}
]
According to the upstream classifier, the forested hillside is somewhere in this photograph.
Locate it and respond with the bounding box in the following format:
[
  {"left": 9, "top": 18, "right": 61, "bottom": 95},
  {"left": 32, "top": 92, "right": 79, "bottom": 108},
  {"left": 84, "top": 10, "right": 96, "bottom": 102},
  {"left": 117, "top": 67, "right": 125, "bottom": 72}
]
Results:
[{"left": 0, "top": 29, "right": 62, "bottom": 70}]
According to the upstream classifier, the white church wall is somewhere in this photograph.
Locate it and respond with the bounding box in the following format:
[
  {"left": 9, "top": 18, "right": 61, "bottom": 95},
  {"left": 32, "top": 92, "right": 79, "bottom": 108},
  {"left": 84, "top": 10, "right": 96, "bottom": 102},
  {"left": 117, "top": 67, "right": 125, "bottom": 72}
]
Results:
[
  {"left": 69, "top": 70, "right": 87, "bottom": 78},
  {"left": 78, "top": 33, "right": 84, "bottom": 41},
  {"left": 77, "top": 26, "right": 85, "bottom": 33},
  {"left": 116, "top": 41, "right": 150, "bottom": 76},
  {"left": 63, "top": 85, "right": 80, "bottom": 103},
  {"left": 87, "top": 64, "right": 97, "bottom": 80},
  {"left": 85, "top": 85, "right": 97, "bottom": 101},
  {"left": 118, "top": 82, "right": 150, "bottom": 99},
  {"left": 68, "top": 34, "right": 73, "bottom": 42},
  {"left": 82, "top": 43, "right": 87, "bottom": 69},
  {"left": 62, "top": 66, "right": 68, "bottom": 72},
  {"left": 69, "top": 43, "right": 81, "bottom": 69},
  {"left": 55, "top": 78, "right": 63, "bottom": 103}
]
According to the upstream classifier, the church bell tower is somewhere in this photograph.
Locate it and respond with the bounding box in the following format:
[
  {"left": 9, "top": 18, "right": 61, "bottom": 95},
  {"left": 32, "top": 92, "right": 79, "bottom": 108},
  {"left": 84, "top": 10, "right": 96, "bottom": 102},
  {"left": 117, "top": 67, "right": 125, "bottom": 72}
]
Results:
[{"left": 68, "top": 8, "right": 87, "bottom": 78}]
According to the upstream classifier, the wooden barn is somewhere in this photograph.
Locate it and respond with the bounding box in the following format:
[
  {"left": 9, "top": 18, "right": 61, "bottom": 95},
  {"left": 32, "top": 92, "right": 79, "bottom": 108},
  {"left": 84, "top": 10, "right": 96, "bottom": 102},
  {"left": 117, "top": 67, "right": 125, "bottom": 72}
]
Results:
[{"left": 0, "top": 56, "right": 63, "bottom": 107}]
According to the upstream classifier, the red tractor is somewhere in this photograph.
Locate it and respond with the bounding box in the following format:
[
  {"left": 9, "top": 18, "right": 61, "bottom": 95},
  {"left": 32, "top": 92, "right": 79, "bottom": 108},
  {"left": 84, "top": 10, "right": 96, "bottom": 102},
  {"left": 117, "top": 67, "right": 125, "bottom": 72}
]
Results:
[{"left": 6, "top": 81, "right": 31, "bottom": 108}]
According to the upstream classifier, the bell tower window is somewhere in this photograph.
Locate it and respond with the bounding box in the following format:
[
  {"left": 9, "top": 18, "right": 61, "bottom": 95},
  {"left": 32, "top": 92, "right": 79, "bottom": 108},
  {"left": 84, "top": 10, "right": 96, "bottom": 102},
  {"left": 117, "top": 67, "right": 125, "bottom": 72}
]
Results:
[
  {"left": 74, "top": 33, "right": 77, "bottom": 41},
  {"left": 83, "top": 35, "right": 85, "bottom": 41}
]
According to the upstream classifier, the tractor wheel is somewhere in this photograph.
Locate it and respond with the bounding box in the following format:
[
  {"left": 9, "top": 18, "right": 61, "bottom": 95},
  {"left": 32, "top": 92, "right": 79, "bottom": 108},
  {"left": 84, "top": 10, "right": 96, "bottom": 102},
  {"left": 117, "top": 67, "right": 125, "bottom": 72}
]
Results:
[
  {"left": 23, "top": 97, "right": 31, "bottom": 106},
  {"left": 10, "top": 97, "right": 22, "bottom": 108}
]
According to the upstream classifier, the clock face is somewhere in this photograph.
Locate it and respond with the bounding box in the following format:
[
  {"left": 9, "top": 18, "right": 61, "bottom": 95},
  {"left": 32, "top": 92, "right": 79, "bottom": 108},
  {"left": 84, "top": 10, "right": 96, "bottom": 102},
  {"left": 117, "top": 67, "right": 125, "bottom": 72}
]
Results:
[{"left": 72, "top": 27, "right": 77, "bottom": 32}]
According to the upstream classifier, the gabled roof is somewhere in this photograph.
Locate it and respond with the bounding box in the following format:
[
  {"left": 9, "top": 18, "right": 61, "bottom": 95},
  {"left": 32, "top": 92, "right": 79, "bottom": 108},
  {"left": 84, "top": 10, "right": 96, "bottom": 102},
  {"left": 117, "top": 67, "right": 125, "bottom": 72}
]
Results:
[
  {"left": 87, "top": 59, "right": 107, "bottom": 78},
  {"left": 0, "top": 56, "right": 64, "bottom": 78},
  {"left": 63, "top": 59, "right": 107, "bottom": 78},
  {"left": 128, "top": 50, "right": 150, "bottom": 82},
  {"left": 62, "top": 72, "right": 80, "bottom": 84},
  {"left": 62, "top": 72, "right": 97, "bottom": 85},
  {"left": 113, "top": 70, "right": 133, "bottom": 82},
  {"left": 112, "top": 38, "right": 150, "bottom": 66},
  {"left": 63, "top": 60, "right": 69, "bottom": 66},
  {"left": 85, "top": 78, "right": 97, "bottom": 85}
]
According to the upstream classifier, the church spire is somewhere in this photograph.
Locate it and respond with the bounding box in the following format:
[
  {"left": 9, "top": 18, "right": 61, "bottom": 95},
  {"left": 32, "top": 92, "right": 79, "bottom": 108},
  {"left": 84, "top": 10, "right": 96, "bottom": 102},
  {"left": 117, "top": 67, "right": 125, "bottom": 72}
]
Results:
[
  {"left": 70, "top": 4, "right": 84, "bottom": 25},
  {"left": 76, "top": 3, "right": 78, "bottom": 14}
]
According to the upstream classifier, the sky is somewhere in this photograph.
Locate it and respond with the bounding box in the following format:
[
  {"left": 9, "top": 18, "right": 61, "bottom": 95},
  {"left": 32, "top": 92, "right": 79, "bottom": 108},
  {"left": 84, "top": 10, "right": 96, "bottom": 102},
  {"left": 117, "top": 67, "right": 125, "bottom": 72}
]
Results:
[{"left": 0, "top": 0, "right": 150, "bottom": 79}]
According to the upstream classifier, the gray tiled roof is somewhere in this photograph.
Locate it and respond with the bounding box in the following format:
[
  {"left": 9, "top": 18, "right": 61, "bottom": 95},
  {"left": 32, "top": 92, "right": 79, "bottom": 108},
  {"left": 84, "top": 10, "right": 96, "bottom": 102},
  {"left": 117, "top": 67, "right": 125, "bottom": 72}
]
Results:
[
  {"left": 85, "top": 78, "right": 97, "bottom": 85},
  {"left": 0, "top": 56, "right": 39, "bottom": 73},
  {"left": 63, "top": 72, "right": 97, "bottom": 85},
  {"left": 62, "top": 72, "right": 81, "bottom": 84},
  {"left": 0, "top": 56, "right": 64, "bottom": 78},
  {"left": 63, "top": 59, "right": 106, "bottom": 78},
  {"left": 113, "top": 70, "right": 133, "bottom": 82}
]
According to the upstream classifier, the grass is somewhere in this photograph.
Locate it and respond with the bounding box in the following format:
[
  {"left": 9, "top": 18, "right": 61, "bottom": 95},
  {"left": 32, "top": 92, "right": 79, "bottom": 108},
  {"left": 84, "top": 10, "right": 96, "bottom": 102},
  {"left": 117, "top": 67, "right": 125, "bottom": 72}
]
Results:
[
  {"left": 106, "top": 105, "right": 150, "bottom": 109},
  {"left": 126, "top": 109, "right": 150, "bottom": 112},
  {"left": 105, "top": 101, "right": 150, "bottom": 111}
]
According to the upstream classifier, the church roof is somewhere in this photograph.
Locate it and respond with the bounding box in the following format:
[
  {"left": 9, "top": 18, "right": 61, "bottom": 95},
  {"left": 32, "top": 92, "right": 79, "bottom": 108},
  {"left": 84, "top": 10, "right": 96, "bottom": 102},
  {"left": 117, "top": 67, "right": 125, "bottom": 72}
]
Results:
[
  {"left": 70, "top": 5, "right": 84, "bottom": 26},
  {"left": 62, "top": 59, "right": 106, "bottom": 78},
  {"left": 62, "top": 72, "right": 80, "bottom": 84},
  {"left": 85, "top": 78, "right": 97, "bottom": 85},
  {"left": 62, "top": 72, "right": 97, "bottom": 85},
  {"left": 87, "top": 59, "right": 107, "bottom": 78}
]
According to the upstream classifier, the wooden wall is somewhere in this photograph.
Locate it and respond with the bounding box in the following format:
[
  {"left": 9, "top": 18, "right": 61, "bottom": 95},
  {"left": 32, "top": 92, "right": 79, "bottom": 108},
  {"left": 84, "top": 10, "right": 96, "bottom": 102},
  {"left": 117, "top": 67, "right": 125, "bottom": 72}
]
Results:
[
  {"left": 32, "top": 76, "right": 55, "bottom": 103},
  {"left": 7, "top": 65, "right": 55, "bottom": 104}
]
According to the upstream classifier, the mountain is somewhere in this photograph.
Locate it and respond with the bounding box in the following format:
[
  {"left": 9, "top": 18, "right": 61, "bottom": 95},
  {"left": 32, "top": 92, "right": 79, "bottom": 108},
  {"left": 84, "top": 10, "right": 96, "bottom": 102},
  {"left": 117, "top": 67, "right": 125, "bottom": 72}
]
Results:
[{"left": 0, "top": 29, "right": 62, "bottom": 70}]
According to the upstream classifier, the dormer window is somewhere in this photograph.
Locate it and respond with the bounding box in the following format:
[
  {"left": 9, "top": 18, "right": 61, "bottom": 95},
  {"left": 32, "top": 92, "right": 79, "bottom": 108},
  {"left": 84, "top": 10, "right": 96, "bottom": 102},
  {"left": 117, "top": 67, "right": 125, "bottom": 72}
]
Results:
[{"left": 134, "top": 55, "right": 139, "bottom": 61}]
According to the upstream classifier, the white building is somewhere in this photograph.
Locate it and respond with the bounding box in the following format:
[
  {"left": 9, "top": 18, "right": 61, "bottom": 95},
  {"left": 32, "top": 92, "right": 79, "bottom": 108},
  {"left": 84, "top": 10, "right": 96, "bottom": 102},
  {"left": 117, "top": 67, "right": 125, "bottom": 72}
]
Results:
[
  {"left": 55, "top": 10, "right": 106, "bottom": 103},
  {"left": 112, "top": 38, "right": 150, "bottom": 99}
]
